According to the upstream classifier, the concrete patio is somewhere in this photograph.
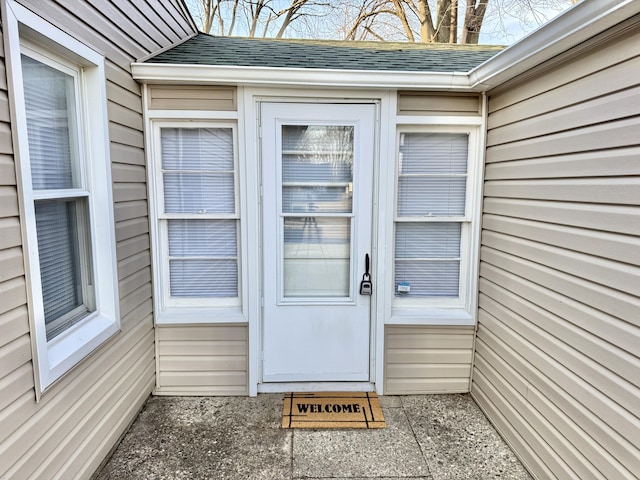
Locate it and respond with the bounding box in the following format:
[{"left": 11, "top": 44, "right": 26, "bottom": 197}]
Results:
[{"left": 94, "top": 393, "right": 533, "bottom": 480}]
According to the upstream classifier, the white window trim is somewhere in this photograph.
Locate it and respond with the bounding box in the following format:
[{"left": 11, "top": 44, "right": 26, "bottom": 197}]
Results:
[
  {"left": 389, "top": 125, "right": 481, "bottom": 325},
  {"left": 148, "top": 120, "right": 245, "bottom": 324},
  {"left": 3, "top": 0, "right": 120, "bottom": 394}
]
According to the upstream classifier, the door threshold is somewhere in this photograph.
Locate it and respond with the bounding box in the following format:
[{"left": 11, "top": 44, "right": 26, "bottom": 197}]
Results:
[{"left": 258, "top": 382, "right": 375, "bottom": 394}]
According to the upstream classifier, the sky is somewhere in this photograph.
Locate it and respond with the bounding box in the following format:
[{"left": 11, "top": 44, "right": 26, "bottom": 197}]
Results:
[{"left": 478, "top": 1, "right": 577, "bottom": 45}]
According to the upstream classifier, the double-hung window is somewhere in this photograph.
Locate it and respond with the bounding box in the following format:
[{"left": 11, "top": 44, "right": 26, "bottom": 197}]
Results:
[
  {"left": 22, "top": 50, "right": 94, "bottom": 338},
  {"left": 6, "top": 1, "right": 119, "bottom": 392},
  {"left": 394, "top": 131, "right": 474, "bottom": 312},
  {"left": 154, "top": 124, "right": 240, "bottom": 315}
]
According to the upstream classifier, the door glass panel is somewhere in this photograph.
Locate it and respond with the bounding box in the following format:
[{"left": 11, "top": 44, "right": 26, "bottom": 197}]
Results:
[
  {"left": 283, "top": 217, "right": 351, "bottom": 297},
  {"left": 282, "top": 185, "right": 352, "bottom": 214},
  {"left": 281, "top": 125, "right": 354, "bottom": 298}
]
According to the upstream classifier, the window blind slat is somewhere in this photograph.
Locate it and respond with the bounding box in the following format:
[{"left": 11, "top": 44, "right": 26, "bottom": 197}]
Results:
[
  {"left": 282, "top": 126, "right": 353, "bottom": 185},
  {"left": 282, "top": 125, "right": 354, "bottom": 216},
  {"left": 163, "top": 173, "right": 235, "bottom": 214},
  {"left": 22, "top": 55, "right": 77, "bottom": 190},
  {"left": 161, "top": 127, "right": 239, "bottom": 299},
  {"left": 161, "top": 128, "right": 233, "bottom": 171},
  {"left": 283, "top": 216, "right": 350, "bottom": 250},
  {"left": 282, "top": 125, "right": 354, "bottom": 153},
  {"left": 399, "top": 133, "right": 468, "bottom": 175},
  {"left": 394, "top": 132, "right": 468, "bottom": 298},
  {"left": 169, "top": 259, "right": 238, "bottom": 297},
  {"left": 395, "top": 260, "right": 460, "bottom": 297},
  {"left": 283, "top": 186, "right": 352, "bottom": 213},
  {"left": 397, "top": 177, "right": 466, "bottom": 216},
  {"left": 395, "top": 223, "right": 461, "bottom": 258},
  {"left": 282, "top": 155, "right": 352, "bottom": 183},
  {"left": 23, "top": 53, "right": 94, "bottom": 340},
  {"left": 35, "top": 199, "right": 83, "bottom": 323},
  {"left": 168, "top": 219, "right": 237, "bottom": 257}
]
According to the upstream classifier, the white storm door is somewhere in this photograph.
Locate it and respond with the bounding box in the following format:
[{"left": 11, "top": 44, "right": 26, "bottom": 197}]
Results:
[{"left": 261, "top": 103, "right": 376, "bottom": 383}]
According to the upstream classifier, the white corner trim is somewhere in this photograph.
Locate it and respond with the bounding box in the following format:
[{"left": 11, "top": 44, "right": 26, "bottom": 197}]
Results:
[
  {"left": 131, "top": 63, "right": 472, "bottom": 91},
  {"left": 469, "top": 0, "right": 640, "bottom": 90}
]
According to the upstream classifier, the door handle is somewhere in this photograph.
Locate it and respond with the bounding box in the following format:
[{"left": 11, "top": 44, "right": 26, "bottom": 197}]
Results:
[{"left": 360, "top": 253, "right": 372, "bottom": 295}]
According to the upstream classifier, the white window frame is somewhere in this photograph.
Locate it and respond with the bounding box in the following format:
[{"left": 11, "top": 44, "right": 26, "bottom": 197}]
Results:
[
  {"left": 4, "top": 0, "right": 120, "bottom": 393},
  {"left": 149, "top": 121, "right": 242, "bottom": 322},
  {"left": 390, "top": 125, "right": 481, "bottom": 323}
]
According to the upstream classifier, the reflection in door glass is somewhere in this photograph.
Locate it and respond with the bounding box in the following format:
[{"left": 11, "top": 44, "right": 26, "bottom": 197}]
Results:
[
  {"left": 281, "top": 125, "right": 354, "bottom": 298},
  {"left": 283, "top": 217, "right": 351, "bottom": 297}
]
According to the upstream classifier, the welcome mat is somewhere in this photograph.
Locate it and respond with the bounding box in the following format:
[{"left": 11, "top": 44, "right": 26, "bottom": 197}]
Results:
[{"left": 282, "top": 392, "right": 386, "bottom": 429}]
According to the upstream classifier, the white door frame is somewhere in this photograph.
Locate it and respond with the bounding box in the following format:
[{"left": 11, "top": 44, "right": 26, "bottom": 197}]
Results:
[{"left": 240, "top": 89, "right": 394, "bottom": 395}]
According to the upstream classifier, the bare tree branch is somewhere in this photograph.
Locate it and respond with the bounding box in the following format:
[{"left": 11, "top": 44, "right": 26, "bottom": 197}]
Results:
[
  {"left": 450, "top": 0, "right": 457, "bottom": 43},
  {"left": 248, "top": 0, "right": 267, "bottom": 37},
  {"left": 363, "top": 25, "right": 386, "bottom": 40},
  {"left": 391, "top": 0, "right": 416, "bottom": 41},
  {"left": 420, "top": 0, "right": 436, "bottom": 42},
  {"left": 227, "top": 0, "right": 240, "bottom": 35},
  {"left": 345, "top": 1, "right": 400, "bottom": 41},
  {"left": 203, "top": 0, "right": 217, "bottom": 34},
  {"left": 461, "top": 0, "right": 489, "bottom": 43},
  {"left": 276, "top": 0, "right": 309, "bottom": 38},
  {"left": 186, "top": 0, "right": 574, "bottom": 45}
]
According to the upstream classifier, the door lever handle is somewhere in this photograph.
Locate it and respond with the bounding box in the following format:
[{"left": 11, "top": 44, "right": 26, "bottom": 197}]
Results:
[{"left": 360, "top": 253, "right": 372, "bottom": 295}]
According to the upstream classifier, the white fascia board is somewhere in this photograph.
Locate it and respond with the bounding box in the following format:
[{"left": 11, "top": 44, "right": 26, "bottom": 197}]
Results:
[
  {"left": 470, "top": 0, "right": 640, "bottom": 91},
  {"left": 131, "top": 63, "right": 473, "bottom": 91}
]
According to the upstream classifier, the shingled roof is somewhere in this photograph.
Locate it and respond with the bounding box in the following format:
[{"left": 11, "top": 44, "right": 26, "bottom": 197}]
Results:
[{"left": 146, "top": 33, "right": 504, "bottom": 73}]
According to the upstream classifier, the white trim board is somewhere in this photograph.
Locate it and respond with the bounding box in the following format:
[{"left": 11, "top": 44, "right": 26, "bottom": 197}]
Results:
[{"left": 131, "top": 63, "right": 472, "bottom": 91}]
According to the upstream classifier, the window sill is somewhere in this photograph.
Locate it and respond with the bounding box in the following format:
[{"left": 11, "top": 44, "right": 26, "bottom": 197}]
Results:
[
  {"left": 156, "top": 308, "right": 247, "bottom": 325},
  {"left": 43, "top": 312, "right": 120, "bottom": 391},
  {"left": 388, "top": 307, "right": 474, "bottom": 326}
]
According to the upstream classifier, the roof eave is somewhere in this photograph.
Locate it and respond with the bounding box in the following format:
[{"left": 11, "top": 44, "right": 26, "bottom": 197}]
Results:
[
  {"left": 469, "top": 0, "right": 640, "bottom": 91},
  {"left": 131, "top": 63, "right": 475, "bottom": 91},
  {"left": 132, "top": 0, "right": 640, "bottom": 94}
]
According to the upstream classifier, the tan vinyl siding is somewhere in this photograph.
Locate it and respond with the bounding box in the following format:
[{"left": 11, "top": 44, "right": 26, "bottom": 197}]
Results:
[
  {"left": 397, "top": 92, "right": 481, "bottom": 116},
  {"left": 474, "top": 20, "right": 640, "bottom": 480},
  {"left": 0, "top": 154, "right": 16, "bottom": 182},
  {"left": 0, "top": 13, "right": 33, "bottom": 471},
  {"left": 384, "top": 325, "right": 474, "bottom": 394},
  {"left": 148, "top": 85, "right": 237, "bottom": 111},
  {"left": 156, "top": 324, "right": 249, "bottom": 396},
  {"left": 0, "top": 1, "right": 196, "bottom": 479}
]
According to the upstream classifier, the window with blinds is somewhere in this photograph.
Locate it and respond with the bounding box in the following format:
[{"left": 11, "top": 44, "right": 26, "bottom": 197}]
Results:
[
  {"left": 160, "top": 127, "right": 239, "bottom": 300},
  {"left": 10, "top": 2, "right": 120, "bottom": 392},
  {"left": 22, "top": 53, "right": 95, "bottom": 340},
  {"left": 394, "top": 132, "right": 469, "bottom": 298}
]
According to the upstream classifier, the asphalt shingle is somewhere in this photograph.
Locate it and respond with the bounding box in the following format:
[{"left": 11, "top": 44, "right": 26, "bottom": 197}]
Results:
[{"left": 146, "top": 33, "right": 503, "bottom": 73}]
